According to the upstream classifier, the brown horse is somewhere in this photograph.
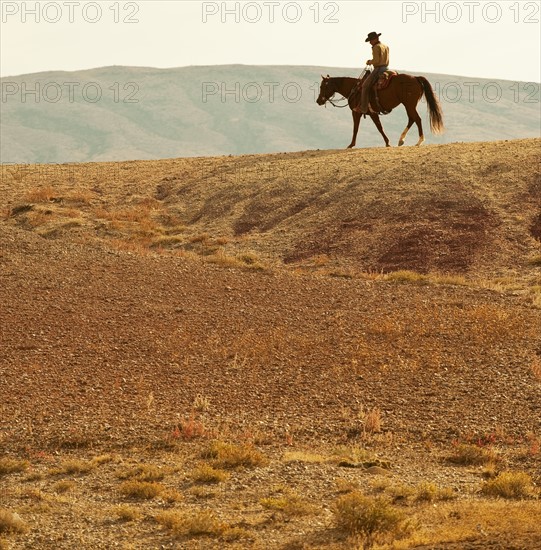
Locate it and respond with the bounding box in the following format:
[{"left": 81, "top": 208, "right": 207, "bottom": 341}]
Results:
[{"left": 316, "top": 72, "right": 444, "bottom": 148}]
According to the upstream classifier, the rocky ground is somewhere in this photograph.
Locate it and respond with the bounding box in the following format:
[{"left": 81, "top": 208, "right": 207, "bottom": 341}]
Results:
[{"left": 1, "top": 139, "right": 540, "bottom": 549}]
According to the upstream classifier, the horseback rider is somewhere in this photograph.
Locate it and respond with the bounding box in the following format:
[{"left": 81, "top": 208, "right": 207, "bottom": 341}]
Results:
[{"left": 354, "top": 31, "right": 389, "bottom": 114}]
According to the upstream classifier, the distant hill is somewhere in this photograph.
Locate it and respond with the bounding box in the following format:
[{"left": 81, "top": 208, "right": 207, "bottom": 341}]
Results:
[{"left": 1, "top": 65, "right": 539, "bottom": 163}]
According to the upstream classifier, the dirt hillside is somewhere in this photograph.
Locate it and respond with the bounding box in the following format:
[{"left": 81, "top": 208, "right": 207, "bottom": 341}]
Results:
[{"left": 1, "top": 139, "right": 540, "bottom": 549}]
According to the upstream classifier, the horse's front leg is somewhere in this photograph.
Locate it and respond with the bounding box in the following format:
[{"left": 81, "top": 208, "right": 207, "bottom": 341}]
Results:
[{"left": 348, "top": 110, "right": 362, "bottom": 148}]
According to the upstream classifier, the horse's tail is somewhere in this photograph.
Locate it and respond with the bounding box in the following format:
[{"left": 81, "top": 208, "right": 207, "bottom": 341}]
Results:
[{"left": 416, "top": 76, "right": 444, "bottom": 135}]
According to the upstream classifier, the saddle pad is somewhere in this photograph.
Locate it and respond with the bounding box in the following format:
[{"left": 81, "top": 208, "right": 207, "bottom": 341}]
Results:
[{"left": 376, "top": 71, "right": 398, "bottom": 91}]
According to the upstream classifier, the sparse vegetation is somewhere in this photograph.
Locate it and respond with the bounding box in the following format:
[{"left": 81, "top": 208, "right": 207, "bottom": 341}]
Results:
[
  {"left": 332, "top": 492, "right": 404, "bottom": 548},
  {"left": 119, "top": 481, "right": 164, "bottom": 500},
  {"left": 414, "top": 482, "right": 456, "bottom": 502},
  {"left": 448, "top": 443, "right": 498, "bottom": 466},
  {"left": 24, "top": 186, "right": 58, "bottom": 203},
  {"left": 113, "top": 505, "right": 142, "bottom": 522},
  {"left": 481, "top": 471, "right": 537, "bottom": 499},
  {"left": 0, "top": 458, "right": 29, "bottom": 476},
  {"left": 202, "top": 441, "right": 267, "bottom": 470},
  {"left": 2, "top": 140, "right": 541, "bottom": 548},
  {"left": 260, "top": 492, "right": 317, "bottom": 517},
  {"left": 117, "top": 464, "right": 166, "bottom": 482},
  {"left": 155, "top": 509, "right": 225, "bottom": 538},
  {"left": 191, "top": 464, "right": 229, "bottom": 484},
  {"left": 50, "top": 459, "right": 96, "bottom": 476},
  {"left": 0, "top": 510, "right": 28, "bottom": 534}
]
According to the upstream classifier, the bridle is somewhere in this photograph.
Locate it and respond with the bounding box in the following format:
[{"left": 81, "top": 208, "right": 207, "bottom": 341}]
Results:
[
  {"left": 320, "top": 67, "right": 372, "bottom": 108},
  {"left": 319, "top": 79, "right": 349, "bottom": 108}
]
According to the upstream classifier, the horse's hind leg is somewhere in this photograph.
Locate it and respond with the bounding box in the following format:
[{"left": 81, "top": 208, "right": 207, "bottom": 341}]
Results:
[
  {"left": 369, "top": 114, "right": 391, "bottom": 147},
  {"left": 398, "top": 117, "right": 415, "bottom": 146},
  {"left": 405, "top": 105, "right": 424, "bottom": 146}
]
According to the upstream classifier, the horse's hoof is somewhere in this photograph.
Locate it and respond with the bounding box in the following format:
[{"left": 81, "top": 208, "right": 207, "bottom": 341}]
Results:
[
  {"left": 398, "top": 141, "right": 404, "bottom": 147},
  {"left": 386, "top": 143, "right": 391, "bottom": 147}
]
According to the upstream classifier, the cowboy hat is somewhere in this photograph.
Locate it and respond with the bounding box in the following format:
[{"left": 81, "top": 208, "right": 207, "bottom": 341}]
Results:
[{"left": 365, "top": 31, "right": 381, "bottom": 42}]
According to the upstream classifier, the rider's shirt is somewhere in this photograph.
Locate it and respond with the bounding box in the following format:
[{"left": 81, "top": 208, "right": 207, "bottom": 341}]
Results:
[{"left": 370, "top": 42, "right": 389, "bottom": 68}]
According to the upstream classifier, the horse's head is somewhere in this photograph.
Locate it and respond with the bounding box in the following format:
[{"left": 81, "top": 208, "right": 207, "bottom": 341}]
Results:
[{"left": 316, "top": 74, "right": 335, "bottom": 106}]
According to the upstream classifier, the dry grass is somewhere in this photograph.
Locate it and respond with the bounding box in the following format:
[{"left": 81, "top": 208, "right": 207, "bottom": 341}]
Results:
[
  {"left": 0, "top": 458, "right": 29, "bottom": 476},
  {"left": 363, "top": 407, "right": 383, "bottom": 434},
  {"left": 50, "top": 459, "right": 96, "bottom": 476},
  {"left": 113, "top": 505, "right": 142, "bottom": 522},
  {"left": 378, "top": 500, "right": 541, "bottom": 548},
  {"left": 336, "top": 478, "right": 362, "bottom": 494},
  {"left": 282, "top": 451, "right": 328, "bottom": 463},
  {"left": 414, "top": 482, "right": 456, "bottom": 503},
  {"left": 481, "top": 471, "right": 537, "bottom": 499},
  {"left": 202, "top": 441, "right": 267, "bottom": 470},
  {"left": 155, "top": 509, "right": 225, "bottom": 538},
  {"left": 0, "top": 510, "right": 28, "bottom": 534},
  {"left": 191, "top": 464, "right": 229, "bottom": 484},
  {"left": 192, "top": 393, "right": 211, "bottom": 412},
  {"left": 260, "top": 492, "right": 318, "bottom": 517},
  {"left": 332, "top": 492, "right": 404, "bottom": 548},
  {"left": 448, "top": 443, "right": 497, "bottom": 466},
  {"left": 24, "top": 185, "right": 58, "bottom": 203},
  {"left": 117, "top": 464, "right": 166, "bottom": 482},
  {"left": 119, "top": 480, "right": 164, "bottom": 500}
]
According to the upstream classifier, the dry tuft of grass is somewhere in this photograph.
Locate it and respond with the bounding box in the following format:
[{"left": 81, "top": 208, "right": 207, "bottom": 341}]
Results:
[
  {"left": 191, "top": 464, "right": 229, "bottom": 484},
  {"left": 0, "top": 458, "right": 30, "bottom": 476},
  {"left": 385, "top": 270, "right": 430, "bottom": 285},
  {"left": 50, "top": 459, "right": 96, "bottom": 476},
  {"left": 448, "top": 443, "right": 497, "bottom": 466},
  {"left": 363, "top": 407, "right": 383, "bottom": 434},
  {"left": 117, "top": 464, "right": 166, "bottom": 482},
  {"left": 481, "top": 471, "right": 537, "bottom": 499},
  {"left": 332, "top": 492, "right": 404, "bottom": 548},
  {"left": 150, "top": 235, "right": 184, "bottom": 249},
  {"left": 113, "top": 505, "right": 142, "bottom": 522},
  {"left": 91, "top": 454, "right": 116, "bottom": 466},
  {"left": 24, "top": 186, "right": 58, "bottom": 203},
  {"left": 206, "top": 250, "right": 266, "bottom": 270},
  {"left": 282, "top": 451, "right": 327, "bottom": 464},
  {"left": 0, "top": 509, "right": 28, "bottom": 535},
  {"left": 202, "top": 441, "right": 267, "bottom": 470},
  {"left": 260, "top": 492, "right": 318, "bottom": 517},
  {"left": 414, "top": 482, "right": 456, "bottom": 503},
  {"left": 155, "top": 509, "right": 225, "bottom": 538},
  {"left": 192, "top": 393, "right": 211, "bottom": 412},
  {"left": 119, "top": 480, "right": 164, "bottom": 500},
  {"left": 332, "top": 446, "right": 388, "bottom": 470},
  {"left": 336, "top": 478, "right": 362, "bottom": 494}
]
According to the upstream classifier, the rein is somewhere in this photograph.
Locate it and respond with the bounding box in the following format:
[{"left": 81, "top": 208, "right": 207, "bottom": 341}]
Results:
[
  {"left": 324, "top": 68, "right": 371, "bottom": 109},
  {"left": 327, "top": 93, "right": 351, "bottom": 108}
]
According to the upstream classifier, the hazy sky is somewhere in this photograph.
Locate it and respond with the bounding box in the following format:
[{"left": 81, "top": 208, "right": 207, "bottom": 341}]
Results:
[{"left": 1, "top": 1, "right": 540, "bottom": 82}]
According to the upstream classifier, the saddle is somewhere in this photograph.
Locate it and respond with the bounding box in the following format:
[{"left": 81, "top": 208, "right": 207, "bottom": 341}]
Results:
[
  {"left": 376, "top": 70, "right": 399, "bottom": 90},
  {"left": 352, "top": 70, "right": 397, "bottom": 116}
]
